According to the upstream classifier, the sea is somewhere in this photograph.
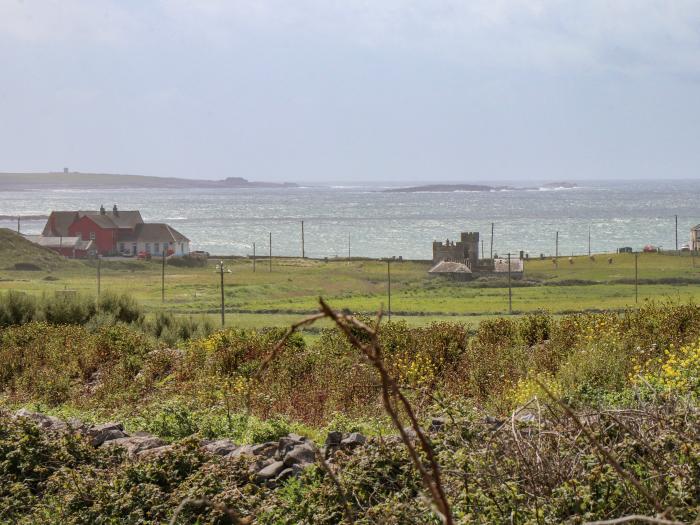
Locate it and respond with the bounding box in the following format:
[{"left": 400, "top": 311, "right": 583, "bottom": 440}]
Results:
[{"left": 1, "top": 180, "right": 698, "bottom": 260}]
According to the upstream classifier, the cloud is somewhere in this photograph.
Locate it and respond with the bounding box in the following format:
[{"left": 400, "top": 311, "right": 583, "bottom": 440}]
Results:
[
  {"left": 1, "top": 0, "right": 699, "bottom": 74},
  {"left": 0, "top": 0, "right": 136, "bottom": 45}
]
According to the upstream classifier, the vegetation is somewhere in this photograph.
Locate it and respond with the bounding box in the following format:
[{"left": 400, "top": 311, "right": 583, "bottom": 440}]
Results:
[{"left": 0, "top": 295, "right": 699, "bottom": 522}]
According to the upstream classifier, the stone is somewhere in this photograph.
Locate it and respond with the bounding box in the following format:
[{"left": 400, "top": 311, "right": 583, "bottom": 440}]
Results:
[
  {"left": 137, "top": 445, "right": 174, "bottom": 459},
  {"left": 275, "top": 464, "right": 305, "bottom": 483},
  {"left": 276, "top": 435, "right": 304, "bottom": 460},
  {"left": 250, "top": 442, "right": 277, "bottom": 458},
  {"left": 202, "top": 439, "right": 238, "bottom": 456},
  {"left": 340, "top": 432, "right": 366, "bottom": 447},
  {"left": 88, "top": 422, "right": 127, "bottom": 447},
  {"left": 325, "top": 431, "right": 343, "bottom": 446},
  {"left": 14, "top": 409, "right": 69, "bottom": 433},
  {"left": 429, "top": 417, "right": 447, "bottom": 432},
  {"left": 227, "top": 445, "right": 255, "bottom": 458},
  {"left": 255, "top": 460, "right": 286, "bottom": 482},
  {"left": 101, "top": 435, "right": 165, "bottom": 457},
  {"left": 283, "top": 443, "right": 316, "bottom": 467}
]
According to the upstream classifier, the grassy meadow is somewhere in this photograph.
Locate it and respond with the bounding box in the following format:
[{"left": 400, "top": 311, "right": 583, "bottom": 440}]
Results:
[{"left": 3, "top": 232, "right": 700, "bottom": 329}]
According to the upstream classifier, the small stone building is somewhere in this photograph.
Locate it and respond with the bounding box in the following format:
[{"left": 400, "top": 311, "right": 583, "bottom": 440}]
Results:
[{"left": 432, "top": 232, "right": 480, "bottom": 268}]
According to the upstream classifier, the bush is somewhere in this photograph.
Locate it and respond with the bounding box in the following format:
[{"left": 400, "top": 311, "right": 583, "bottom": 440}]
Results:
[
  {"left": 98, "top": 292, "right": 143, "bottom": 324},
  {"left": 0, "top": 290, "right": 37, "bottom": 327},
  {"left": 166, "top": 255, "right": 208, "bottom": 268},
  {"left": 40, "top": 293, "right": 96, "bottom": 325}
]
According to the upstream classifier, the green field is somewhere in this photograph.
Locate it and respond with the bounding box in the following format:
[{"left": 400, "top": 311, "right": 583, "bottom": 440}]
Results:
[{"left": 3, "top": 227, "right": 700, "bottom": 329}]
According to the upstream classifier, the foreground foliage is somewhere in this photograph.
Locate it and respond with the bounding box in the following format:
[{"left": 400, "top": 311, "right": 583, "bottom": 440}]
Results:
[{"left": 1, "top": 299, "right": 700, "bottom": 522}]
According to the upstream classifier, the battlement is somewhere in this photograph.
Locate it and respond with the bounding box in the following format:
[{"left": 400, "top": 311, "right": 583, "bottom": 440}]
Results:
[{"left": 433, "top": 231, "right": 480, "bottom": 266}]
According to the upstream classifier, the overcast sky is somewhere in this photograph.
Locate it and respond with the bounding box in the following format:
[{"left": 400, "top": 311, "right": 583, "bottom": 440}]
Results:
[{"left": 1, "top": 1, "right": 699, "bottom": 183}]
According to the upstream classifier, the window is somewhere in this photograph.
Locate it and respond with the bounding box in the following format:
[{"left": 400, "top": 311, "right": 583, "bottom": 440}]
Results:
[
  {"left": 119, "top": 243, "right": 125, "bottom": 252},
  {"left": 145, "top": 243, "right": 151, "bottom": 254},
  {"left": 154, "top": 243, "right": 160, "bottom": 254},
  {"left": 132, "top": 243, "right": 137, "bottom": 254},
  {"left": 89, "top": 231, "right": 95, "bottom": 240}
]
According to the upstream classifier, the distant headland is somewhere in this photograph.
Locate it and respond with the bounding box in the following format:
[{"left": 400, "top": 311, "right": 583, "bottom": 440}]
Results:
[
  {"left": 0, "top": 171, "right": 298, "bottom": 190},
  {"left": 384, "top": 181, "right": 578, "bottom": 193}
]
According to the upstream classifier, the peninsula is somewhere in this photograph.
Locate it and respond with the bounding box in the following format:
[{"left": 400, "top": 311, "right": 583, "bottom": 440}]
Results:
[{"left": 0, "top": 172, "right": 298, "bottom": 190}]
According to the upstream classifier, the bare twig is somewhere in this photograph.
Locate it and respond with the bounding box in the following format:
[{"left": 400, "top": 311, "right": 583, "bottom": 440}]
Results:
[
  {"left": 535, "top": 379, "right": 663, "bottom": 513},
  {"left": 318, "top": 298, "right": 454, "bottom": 525}
]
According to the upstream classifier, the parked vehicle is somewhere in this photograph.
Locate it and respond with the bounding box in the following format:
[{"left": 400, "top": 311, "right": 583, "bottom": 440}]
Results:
[
  {"left": 643, "top": 245, "right": 658, "bottom": 253},
  {"left": 681, "top": 244, "right": 691, "bottom": 252},
  {"left": 191, "top": 250, "right": 210, "bottom": 257},
  {"left": 137, "top": 251, "right": 152, "bottom": 260}
]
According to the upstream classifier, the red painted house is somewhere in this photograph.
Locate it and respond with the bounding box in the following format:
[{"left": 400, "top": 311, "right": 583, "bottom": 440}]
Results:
[{"left": 41, "top": 205, "right": 190, "bottom": 257}]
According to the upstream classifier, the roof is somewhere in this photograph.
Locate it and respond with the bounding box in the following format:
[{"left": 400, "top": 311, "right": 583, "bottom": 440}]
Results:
[
  {"left": 24, "top": 235, "right": 94, "bottom": 251},
  {"left": 493, "top": 258, "right": 524, "bottom": 273},
  {"left": 119, "top": 223, "right": 189, "bottom": 243},
  {"left": 43, "top": 209, "right": 143, "bottom": 236},
  {"left": 428, "top": 261, "right": 472, "bottom": 274}
]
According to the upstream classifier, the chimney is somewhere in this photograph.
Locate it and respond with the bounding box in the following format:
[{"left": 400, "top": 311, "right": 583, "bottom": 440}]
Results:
[
  {"left": 113, "top": 204, "right": 119, "bottom": 216},
  {"left": 100, "top": 205, "right": 106, "bottom": 215}
]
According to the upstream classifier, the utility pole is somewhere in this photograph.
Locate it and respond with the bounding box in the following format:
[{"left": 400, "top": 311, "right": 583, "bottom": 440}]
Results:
[
  {"left": 96, "top": 256, "right": 101, "bottom": 299},
  {"left": 555, "top": 231, "right": 559, "bottom": 259},
  {"left": 490, "top": 222, "right": 494, "bottom": 260},
  {"left": 387, "top": 259, "right": 392, "bottom": 321},
  {"left": 675, "top": 214, "right": 678, "bottom": 254},
  {"left": 588, "top": 225, "right": 591, "bottom": 257},
  {"left": 253, "top": 243, "right": 256, "bottom": 272},
  {"left": 301, "top": 221, "right": 305, "bottom": 258},
  {"left": 269, "top": 232, "right": 272, "bottom": 272},
  {"left": 635, "top": 252, "right": 639, "bottom": 304},
  {"left": 507, "top": 252, "right": 512, "bottom": 314},
  {"left": 161, "top": 251, "right": 166, "bottom": 303},
  {"left": 348, "top": 233, "right": 351, "bottom": 259},
  {"left": 17, "top": 216, "right": 20, "bottom": 234},
  {"left": 216, "top": 260, "right": 231, "bottom": 327}
]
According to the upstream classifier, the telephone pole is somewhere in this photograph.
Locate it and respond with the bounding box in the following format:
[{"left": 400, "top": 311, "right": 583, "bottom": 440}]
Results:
[
  {"left": 301, "top": 221, "right": 305, "bottom": 258},
  {"left": 507, "top": 253, "right": 512, "bottom": 314},
  {"left": 348, "top": 233, "right": 351, "bottom": 259},
  {"left": 96, "top": 256, "right": 101, "bottom": 299},
  {"left": 588, "top": 225, "right": 591, "bottom": 257},
  {"left": 635, "top": 252, "right": 639, "bottom": 304},
  {"left": 216, "top": 260, "right": 231, "bottom": 327},
  {"left": 387, "top": 259, "right": 392, "bottom": 321},
  {"left": 490, "top": 222, "right": 494, "bottom": 260},
  {"left": 555, "top": 231, "right": 559, "bottom": 259},
  {"left": 161, "top": 251, "right": 166, "bottom": 303},
  {"left": 269, "top": 232, "right": 272, "bottom": 272},
  {"left": 17, "top": 216, "right": 20, "bottom": 234},
  {"left": 253, "top": 243, "right": 256, "bottom": 272},
  {"left": 675, "top": 214, "right": 678, "bottom": 254}
]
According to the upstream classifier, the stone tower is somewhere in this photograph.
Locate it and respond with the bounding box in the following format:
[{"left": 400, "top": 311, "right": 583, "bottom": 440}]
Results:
[{"left": 460, "top": 232, "right": 480, "bottom": 268}]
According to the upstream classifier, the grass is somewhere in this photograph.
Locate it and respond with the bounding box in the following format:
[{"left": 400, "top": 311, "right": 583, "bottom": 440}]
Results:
[{"left": 2, "top": 230, "right": 700, "bottom": 329}]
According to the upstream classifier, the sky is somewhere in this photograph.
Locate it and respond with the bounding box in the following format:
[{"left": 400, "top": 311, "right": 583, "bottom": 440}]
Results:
[{"left": 0, "top": 1, "right": 699, "bottom": 184}]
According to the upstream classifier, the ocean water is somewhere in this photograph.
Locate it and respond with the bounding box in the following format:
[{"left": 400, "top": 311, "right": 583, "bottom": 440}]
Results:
[{"left": 1, "top": 180, "right": 698, "bottom": 259}]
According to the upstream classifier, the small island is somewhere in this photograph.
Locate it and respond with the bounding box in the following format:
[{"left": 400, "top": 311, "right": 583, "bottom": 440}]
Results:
[{"left": 384, "top": 182, "right": 577, "bottom": 193}]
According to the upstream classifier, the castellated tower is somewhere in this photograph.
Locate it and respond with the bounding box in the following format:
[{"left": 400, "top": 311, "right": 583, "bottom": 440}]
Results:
[{"left": 460, "top": 232, "right": 480, "bottom": 268}]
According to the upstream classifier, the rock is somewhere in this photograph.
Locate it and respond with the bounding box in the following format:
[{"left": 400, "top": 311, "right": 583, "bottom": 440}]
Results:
[
  {"left": 276, "top": 435, "right": 304, "bottom": 460},
  {"left": 137, "top": 444, "right": 174, "bottom": 459},
  {"left": 283, "top": 442, "right": 316, "bottom": 467},
  {"left": 202, "top": 439, "right": 238, "bottom": 456},
  {"left": 14, "top": 409, "right": 69, "bottom": 433},
  {"left": 325, "top": 431, "right": 343, "bottom": 446},
  {"left": 429, "top": 417, "right": 447, "bottom": 432},
  {"left": 228, "top": 445, "right": 255, "bottom": 458},
  {"left": 87, "top": 422, "right": 127, "bottom": 447},
  {"left": 250, "top": 442, "right": 277, "bottom": 458},
  {"left": 275, "top": 464, "right": 305, "bottom": 483},
  {"left": 255, "top": 460, "right": 286, "bottom": 483},
  {"left": 401, "top": 427, "right": 418, "bottom": 441},
  {"left": 340, "top": 432, "right": 366, "bottom": 447},
  {"left": 101, "top": 435, "right": 165, "bottom": 457}
]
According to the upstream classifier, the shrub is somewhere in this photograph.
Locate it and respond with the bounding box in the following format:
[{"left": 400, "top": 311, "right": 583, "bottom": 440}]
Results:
[
  {"left": 98, "top": 292, "right": 143, "bottom": 324},
  {"left": 0, "top": 290, "right": 37, "bottom": 327},
  {"left": 39, "top": 293, "right": 96, "bottom": 325}
]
